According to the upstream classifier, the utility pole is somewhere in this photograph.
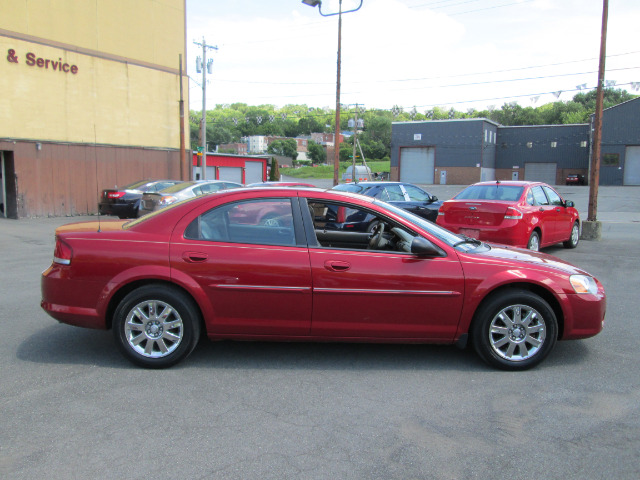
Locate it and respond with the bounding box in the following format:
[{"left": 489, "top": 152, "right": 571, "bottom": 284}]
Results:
[
  {"left": 584, "top": 0, "right": 608, "bottom": 240},
  {"left": 351, "top": 104, "right": 360, "bottom": 184},
  {"left": 194, "top": 37, "right": 218, "bottom": 180},
  {"left": 178, "top": 54, "right": 186, "bottom": 181}
]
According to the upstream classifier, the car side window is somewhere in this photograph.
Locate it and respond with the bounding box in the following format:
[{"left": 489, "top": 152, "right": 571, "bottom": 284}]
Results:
[
  {"left": 543, "top": 186, "right": 563, "bottom": 206},
  {"left": 531, "top": 186, "right": 549, "bottom": 206},
  {"left": 382, "top": 185, "right": 405, "bottom": 202},
  {"left": 307, "top": 200, "right": 416, "bottom": 253},
  {"left": 402, "top": 184, "right": 429, "bottom": 202},
  {"left": 525, "top": 189, "right": 535, "bottom": 206},
  {"left": 185, "top": 199, "right": 296, "bottom": 246},
  {"left": 373, "top": 188, "right": 389, "bottom": 201},
  {"left": 200, "top": 183, "right": 223, "bottom": 194}
]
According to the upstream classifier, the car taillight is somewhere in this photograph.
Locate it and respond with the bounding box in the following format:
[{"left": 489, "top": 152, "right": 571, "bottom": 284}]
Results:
[
  {"left": 107, "top": 192, "right": 126, "bottom": 199},
  {"left": 437, "top": 207, "right": 444, "bottom": 216},
  {"left": 504, "top": 207, "right": 523, "bottom": 220},
  {"left": 53, "top": 237, "right": 72, "bottom": 265},
  {"left": 158, "top": 195, "right": 177, "bottom": 206}
]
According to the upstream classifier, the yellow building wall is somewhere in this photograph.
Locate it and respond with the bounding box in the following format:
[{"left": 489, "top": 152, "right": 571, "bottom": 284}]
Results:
[{"left": 0, "top": 0, "right": 187, "bottom": 149}]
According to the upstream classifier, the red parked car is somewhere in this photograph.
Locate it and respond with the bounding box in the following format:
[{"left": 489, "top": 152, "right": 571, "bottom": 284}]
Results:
[
  {"left": 41, "top": 187, "right": 605, "bottom": 370},
  {"left": 436, "top": 181, "right": 580, "bottom": 251}
]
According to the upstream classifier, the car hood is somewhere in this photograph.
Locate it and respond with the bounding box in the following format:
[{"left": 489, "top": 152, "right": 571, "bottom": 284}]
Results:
[{"left": 471, "top": 244, "right": 590, "bottom": 276}]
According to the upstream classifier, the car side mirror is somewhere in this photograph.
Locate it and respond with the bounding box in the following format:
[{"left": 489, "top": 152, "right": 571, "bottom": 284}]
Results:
[
  {"left": 565, "top": 200, "right": 575, "bottom": 208},
  {"left": 430, "top": 195, "right": 438, "bottom": 202},
  {"left": 411, "top": 237, "right": 444, "bottom": 256}
]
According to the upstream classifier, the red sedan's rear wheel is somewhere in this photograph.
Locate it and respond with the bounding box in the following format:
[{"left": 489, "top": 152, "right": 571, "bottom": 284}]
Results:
[
  {"left": 563, "top": 222, "right": 580, "bottom": 249},
  {"left": 527, "top": 231, "right": 540, "bottom": 251},
  {"left": 113, "top": 285, "right": 201, "bottom": 368}
]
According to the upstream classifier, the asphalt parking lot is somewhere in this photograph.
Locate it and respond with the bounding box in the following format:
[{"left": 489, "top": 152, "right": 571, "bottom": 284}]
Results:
[{"left": 1, "top": 185, "right": 639, "bottom": 479}]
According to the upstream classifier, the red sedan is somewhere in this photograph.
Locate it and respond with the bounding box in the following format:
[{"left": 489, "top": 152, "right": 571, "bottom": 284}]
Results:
[
  {"left": 41, "top": 187, "right": 605, "bottom": 370},
  {"left": 436, "top": 181, "right": 580, "bottom": 251}
]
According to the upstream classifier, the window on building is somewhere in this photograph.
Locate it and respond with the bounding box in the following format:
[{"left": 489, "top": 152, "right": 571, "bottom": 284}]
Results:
[
  {"left": 602, "top": 153, "right": 619, "bottom": 166},
  {"left": 551, "top": 141, "right": 558, "bottom": 148}
]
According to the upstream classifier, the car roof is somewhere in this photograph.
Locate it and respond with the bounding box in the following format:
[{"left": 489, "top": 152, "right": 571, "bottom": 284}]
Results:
[
  {"left": 125, "top": 186, "right": 376, "bottom": 230},
  {"left": 335, "top": 181, "right": 415, "bottom": 187},
  {"left": 470, "top": 181, "right": 545, "bottom": 187}
]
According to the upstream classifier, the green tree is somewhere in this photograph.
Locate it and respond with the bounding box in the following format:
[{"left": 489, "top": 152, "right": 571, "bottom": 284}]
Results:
[
  {"left": 268, "top": 138, "right": 298, "bottom": 163},
  {"left": 269, "top": 157, "right": 280, "bottom": 181},
  {"left": 307, "top": 140, "right": 326, "bottom": 165}
]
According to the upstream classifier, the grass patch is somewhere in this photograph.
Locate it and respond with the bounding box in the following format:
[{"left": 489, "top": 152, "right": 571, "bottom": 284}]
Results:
[{"left": 282, "top": 161, "right": 390, "bottom": 179}]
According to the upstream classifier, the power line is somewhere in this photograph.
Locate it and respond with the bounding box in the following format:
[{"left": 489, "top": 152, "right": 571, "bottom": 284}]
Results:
[{"left": 206, "top": 51, "right": 640, "bottom": 87}]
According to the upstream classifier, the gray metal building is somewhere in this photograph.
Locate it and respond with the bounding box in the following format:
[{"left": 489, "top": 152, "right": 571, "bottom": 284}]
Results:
[
  {"left": 596, "top": 98, "right": 640, "bottom": 185},
  {"left": 390, "top": 119, "right": 499, "bottom": 185},
  {"left": 495, "top": 124, "right": 589, "bottom": 184},
  {"left": 390, "top": 97, "right": 640, "bottom": 185}
]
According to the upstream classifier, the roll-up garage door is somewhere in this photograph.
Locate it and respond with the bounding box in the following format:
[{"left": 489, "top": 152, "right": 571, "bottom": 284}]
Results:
[
  {"left": 245, "top": 161, "right": 264, "bottom": 184},
  {"left": 400, "top": 147, "right": 434, "bottom": 184},
  {"left": 623, "top": 146, "right": 640, "bottom": 185},
  {"left": 524, "top": 163, "right": 557, "bottom": 184},
  {"left": 218, "top": 167, "right": 243, "bottom": 184}
]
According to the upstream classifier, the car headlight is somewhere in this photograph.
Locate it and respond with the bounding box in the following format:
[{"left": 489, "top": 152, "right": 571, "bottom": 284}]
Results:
[{"left": 570, "top": 275, "right": 598, "bottom": 294}]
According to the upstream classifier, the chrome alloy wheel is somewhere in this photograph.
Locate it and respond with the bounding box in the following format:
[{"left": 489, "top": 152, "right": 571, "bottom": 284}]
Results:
[
  {"left": 124, "top": 300, "right": 184, "bottom": 358},
  {"left": 488, "top": 304, "right": 546, "bottom": 362},
  {"left": 570, "top": 224, "right": 579, "bottom": 244}
]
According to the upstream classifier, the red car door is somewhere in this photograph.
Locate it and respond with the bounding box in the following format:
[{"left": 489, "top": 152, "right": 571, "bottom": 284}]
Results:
[
  {"left": 170, "top": 198, "right": 312, "bottom": 336},
  {"left": 309, "top": 247, "right": 464, "bottom": 340},
  {"left": 530, "top": 185, "right": 558, "bottom": 243},
  {"left": 543, "top": 186, "right": 574, "bottom": 242}
]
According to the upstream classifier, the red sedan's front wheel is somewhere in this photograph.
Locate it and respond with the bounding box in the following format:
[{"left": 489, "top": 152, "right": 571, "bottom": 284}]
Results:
[{"left": 471, "top": 289, "right": 558, "bottom": 371}]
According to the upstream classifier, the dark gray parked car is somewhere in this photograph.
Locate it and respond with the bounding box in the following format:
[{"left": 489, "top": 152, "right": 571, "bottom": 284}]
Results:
[
  {"left": 332, "top": 181, "right": 442, "bottom": 222},
  {"left": 138, "top": 180, "right": 242, "bottom": 216}
]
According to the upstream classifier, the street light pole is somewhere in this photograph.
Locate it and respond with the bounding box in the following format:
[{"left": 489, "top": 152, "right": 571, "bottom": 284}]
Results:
[{"left": 302, "top": 0, "right": 364, "bottom": 186}]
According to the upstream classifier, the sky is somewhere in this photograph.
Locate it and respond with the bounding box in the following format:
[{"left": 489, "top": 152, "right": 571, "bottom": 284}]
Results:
[{"left": 185, "top": 0, "right": 640, "bottom": 114}]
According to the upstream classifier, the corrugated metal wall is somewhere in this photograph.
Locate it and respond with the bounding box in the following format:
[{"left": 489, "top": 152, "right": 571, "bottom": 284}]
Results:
[{"left": 1, "top": 140, "right": 182, "bottom": 217}]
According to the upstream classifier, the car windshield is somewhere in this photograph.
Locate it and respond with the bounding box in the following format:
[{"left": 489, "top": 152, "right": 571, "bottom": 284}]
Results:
[
  {"left": 455, "top": 184, "right": 524, "bottom": 202},
  {"left": 333, "top": 184, "right": 366, "bottom": 194},
  {"left": 374, "top": 200, "right": 482, "bottom": 251}
]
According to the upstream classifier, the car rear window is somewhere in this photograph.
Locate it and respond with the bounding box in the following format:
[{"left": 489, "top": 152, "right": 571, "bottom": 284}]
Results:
[
  {"left": 455, "top": 185, "right": 523, "bottom": 201},
  {"left": 333, "top": 184, "right": 365, "bottom": 194},
  {"left": 159, "top": 182, "right": 194, "bottom": 194}
]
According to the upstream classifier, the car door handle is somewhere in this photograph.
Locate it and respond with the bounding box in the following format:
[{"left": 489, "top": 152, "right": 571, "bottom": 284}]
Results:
[
  {"left": 182, "top": 251, "right": 208, "bottom": 263},
  {"left": 324, "top": 260, "right": 351, "bottom": 272}
]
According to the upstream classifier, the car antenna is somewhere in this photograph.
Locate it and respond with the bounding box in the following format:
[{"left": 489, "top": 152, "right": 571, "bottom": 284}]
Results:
[{"left": 94, "top": 125, "right": 101, "bottom": 233}]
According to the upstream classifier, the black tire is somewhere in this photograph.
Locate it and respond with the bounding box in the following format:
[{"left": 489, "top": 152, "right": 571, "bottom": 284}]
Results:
[
  {"left": 471, "top": 289, "right": 558, "bottom": 371},
  {"left": 366, "top": 220, "right": 380, "bottom": 233},
  {"left": 113, "top": 285, "right": 201, "bottom": 368},
  {"left": 527, "top": 231, "right": 540, "bottom": 251},
  {"left": 563, "top": 221, "right": 580, "bottom": 249}
]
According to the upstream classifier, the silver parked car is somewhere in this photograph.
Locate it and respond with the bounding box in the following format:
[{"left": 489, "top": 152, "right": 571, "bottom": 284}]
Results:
[{"left": 138, "top": 180, "right": 242, "bottom": 216}]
